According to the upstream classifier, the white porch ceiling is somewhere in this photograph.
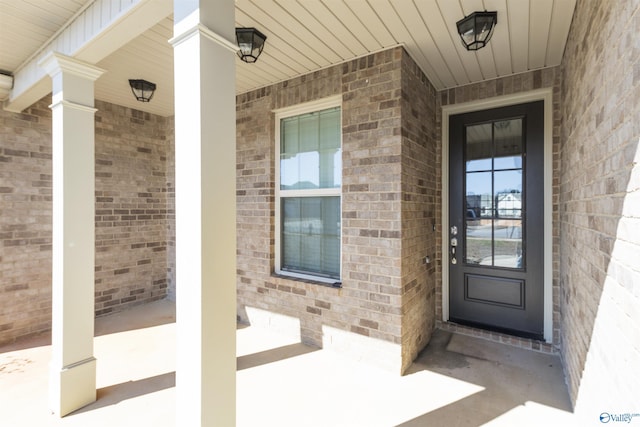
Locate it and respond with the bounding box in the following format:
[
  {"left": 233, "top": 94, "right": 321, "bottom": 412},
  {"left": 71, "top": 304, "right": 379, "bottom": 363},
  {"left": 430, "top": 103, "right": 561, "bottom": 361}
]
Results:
[
  {"left": 0, "top": 0, "right": 576, "bottom": 117},
  {"left": 0, "top": 0, "right": 87, "bottom": 74}
]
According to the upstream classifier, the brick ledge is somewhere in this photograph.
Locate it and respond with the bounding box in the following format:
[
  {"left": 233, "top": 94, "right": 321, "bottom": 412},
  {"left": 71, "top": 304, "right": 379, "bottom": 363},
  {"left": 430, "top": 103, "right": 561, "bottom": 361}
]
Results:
[{"left": 436, "top": 320, "right": 556, "bottom": 354}]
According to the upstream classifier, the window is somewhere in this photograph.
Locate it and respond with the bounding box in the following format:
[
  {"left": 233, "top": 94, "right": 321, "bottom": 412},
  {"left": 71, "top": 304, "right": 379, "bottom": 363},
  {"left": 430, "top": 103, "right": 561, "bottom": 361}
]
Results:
[{"left": 275, "top": 97, "right": 342, "bottom": 283}]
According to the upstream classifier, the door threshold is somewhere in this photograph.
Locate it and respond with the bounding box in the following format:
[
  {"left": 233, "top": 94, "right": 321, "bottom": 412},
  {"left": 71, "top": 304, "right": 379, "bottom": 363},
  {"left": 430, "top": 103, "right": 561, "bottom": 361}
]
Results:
[
  {"left": 437, "top": 320, "right": 555, "bottom": 354},
  {"left": 449, "top": 317, "right": 543, "bottom": 341}
]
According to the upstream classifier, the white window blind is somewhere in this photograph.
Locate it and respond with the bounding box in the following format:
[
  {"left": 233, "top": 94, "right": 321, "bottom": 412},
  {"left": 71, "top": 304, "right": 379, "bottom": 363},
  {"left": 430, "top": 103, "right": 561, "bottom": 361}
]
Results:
[{"left": 276, "top": 102, "right": 341, "bottom": 282}]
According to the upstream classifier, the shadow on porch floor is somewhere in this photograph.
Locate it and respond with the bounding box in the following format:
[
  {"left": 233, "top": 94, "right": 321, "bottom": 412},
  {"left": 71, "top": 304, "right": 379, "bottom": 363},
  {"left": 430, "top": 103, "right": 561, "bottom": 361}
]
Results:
[{"left": 0, "top": 300, "right": 577, "bottom": 426}]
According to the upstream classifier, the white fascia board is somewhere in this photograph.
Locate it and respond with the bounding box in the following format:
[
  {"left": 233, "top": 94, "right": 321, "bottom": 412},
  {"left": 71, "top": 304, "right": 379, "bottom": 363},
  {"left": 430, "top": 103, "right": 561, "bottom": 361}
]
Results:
[{"left": 4, "top": 0, "right": 172, "bottom": 113}]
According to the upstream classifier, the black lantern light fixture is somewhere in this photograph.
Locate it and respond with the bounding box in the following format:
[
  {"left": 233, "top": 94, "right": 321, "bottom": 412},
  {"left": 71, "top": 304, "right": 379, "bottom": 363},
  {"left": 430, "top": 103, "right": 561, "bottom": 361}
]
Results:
[
  {"left": 128, "top": 79, "right": 156, "bottom": 102},
  {"left": 235, "top": 27, "right": 267, "bottom": 63},
  {"left": 456, "top": 11, "right": 498, "bottom": 51}
]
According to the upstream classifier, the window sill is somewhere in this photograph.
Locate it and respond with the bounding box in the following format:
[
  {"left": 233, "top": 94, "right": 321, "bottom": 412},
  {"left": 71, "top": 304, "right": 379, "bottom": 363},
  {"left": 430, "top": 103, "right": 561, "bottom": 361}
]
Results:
[{"left": 271, "top": 272, "right": 342, "bottom": 289}]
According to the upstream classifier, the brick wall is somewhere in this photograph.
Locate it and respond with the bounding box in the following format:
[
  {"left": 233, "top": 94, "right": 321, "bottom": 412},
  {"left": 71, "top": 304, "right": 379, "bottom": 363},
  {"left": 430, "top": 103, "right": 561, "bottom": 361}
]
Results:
[
  {"left": 165, "top": 116, "right": 176, "bottom": 301},
  {"left": 340, "top": 49, "right": 404, "bottom": 368},
  {"left": 0, "top": 97, "right": 174, "bottom": 345},
  {"left": 0, "top": 98, "right": 53, "bottom": 343},
  {"left": 94, "top": 101, "right": 172, "bottom": 315},
  {"left": 399, "top": 52, "right": 438, "bottom": 367},
  {"left": 435, "top": 68, "right": 562, "bottom": 352},
  {"left": 237, "top": 47, "right": 436, "bottom": 373},
  {"left": 559, "top": 0, "right": 640, "bottom": 413}
]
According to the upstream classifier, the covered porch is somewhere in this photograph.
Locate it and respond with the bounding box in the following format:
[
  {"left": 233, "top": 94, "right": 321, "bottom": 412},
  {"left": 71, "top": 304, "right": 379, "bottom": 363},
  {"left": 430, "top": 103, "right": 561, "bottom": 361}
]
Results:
[
  {"left": 0, "top": 300, "right": 575, "bottom": 427},
  {"left": 1, "top": 0, "right": 639, "bottom": 425}
]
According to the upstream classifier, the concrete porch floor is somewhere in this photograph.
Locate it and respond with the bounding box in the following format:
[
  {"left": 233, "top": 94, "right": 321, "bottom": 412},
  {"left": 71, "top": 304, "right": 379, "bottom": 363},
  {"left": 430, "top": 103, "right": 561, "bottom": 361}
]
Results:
[{"left": 0, "top": 300, "right": 578, "bottom": 426}]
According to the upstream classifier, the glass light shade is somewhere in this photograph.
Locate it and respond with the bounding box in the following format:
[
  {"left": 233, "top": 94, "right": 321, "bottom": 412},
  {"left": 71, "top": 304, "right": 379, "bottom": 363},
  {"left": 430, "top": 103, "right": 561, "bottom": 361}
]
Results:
[
  {"left": 128, "top": 79, "right": 156, "bottom": 102},
  {"left": 236, "top": 28, "right": 267, "bottom": 63},
  {"left": 456, "top": 11, "right": 498, "bottom": 51}
]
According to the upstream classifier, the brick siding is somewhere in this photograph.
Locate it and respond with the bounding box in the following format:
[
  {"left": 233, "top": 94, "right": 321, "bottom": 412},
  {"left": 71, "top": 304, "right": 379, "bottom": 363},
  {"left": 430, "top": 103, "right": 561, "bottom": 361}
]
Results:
[
  {"left": 0, "top": 98, "right": 54, "bottom": 343},
  {"left": 165, "top": 116, "right": 176, "bottom": 301},
  {"left": 0, "top": 97, "right": 174, "bottom": 345},
  {"left": 236, "top": 47, "right": 437, "bottom": 373},
  {"left": 400, "top": 52, "right": 438, "bottom": 367},
  {"left": 559, "top": 0, "right": 640, "bottom": 411},
  {"left": 94, "top": 100, "right": 173, "bottom": 316}
]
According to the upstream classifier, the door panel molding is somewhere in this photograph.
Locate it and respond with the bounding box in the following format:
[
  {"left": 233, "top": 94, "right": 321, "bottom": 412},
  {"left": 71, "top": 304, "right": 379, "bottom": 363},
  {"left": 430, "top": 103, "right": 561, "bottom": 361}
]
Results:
[
  {"left": 465, "top": 274, "right": 525, "bottom": 309},
  {"left": 441, "top": 88, "right": 553, "bottom": 343}
]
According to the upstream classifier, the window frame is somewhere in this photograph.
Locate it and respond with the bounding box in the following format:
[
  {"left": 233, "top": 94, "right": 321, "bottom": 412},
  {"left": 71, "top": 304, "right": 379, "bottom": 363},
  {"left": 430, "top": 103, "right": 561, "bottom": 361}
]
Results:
[{"left": 274, "top": 95, "right": 343, "bottom": 284}]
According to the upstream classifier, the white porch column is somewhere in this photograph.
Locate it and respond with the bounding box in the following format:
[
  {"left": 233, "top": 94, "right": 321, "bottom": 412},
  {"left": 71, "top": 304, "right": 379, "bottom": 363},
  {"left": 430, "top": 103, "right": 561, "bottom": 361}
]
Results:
[
  {"left": 39, "top": 52, "right": 104, "bottom": 417},
  {"left": 170, "top": 1, "right": 237, "bottom": 426}
]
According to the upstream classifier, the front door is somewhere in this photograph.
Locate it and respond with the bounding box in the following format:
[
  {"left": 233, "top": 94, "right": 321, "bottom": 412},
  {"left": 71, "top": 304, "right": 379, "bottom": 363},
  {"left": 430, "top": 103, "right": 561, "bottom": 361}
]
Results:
[{"left": 449, "top": 101, "right": 544, "bottom": 339}]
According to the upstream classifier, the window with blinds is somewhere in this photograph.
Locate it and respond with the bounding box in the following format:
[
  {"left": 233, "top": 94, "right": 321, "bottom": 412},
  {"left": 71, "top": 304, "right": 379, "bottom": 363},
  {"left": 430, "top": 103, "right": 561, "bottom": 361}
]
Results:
[{"left": 275, "top": 100, "right": 341, "bottom": 282}]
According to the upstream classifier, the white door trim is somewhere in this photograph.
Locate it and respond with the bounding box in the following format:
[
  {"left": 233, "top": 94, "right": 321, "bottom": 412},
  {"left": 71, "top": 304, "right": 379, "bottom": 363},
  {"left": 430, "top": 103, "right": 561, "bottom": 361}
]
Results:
[{"left": 441, "top": 87, "right": 554, "bottom": 343}]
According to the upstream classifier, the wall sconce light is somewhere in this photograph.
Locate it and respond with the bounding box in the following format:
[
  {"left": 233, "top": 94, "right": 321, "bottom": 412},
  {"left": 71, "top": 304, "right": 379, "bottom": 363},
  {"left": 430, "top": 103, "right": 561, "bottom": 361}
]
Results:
[
  {"left": 235, "top": 28, "right": 267, "bottom": 63},
  {"left": 128, "top": 79, "right": 156, "bottom": 102},
  {"left": 456, "top": 11, "right": 498, "bottom": 51}
]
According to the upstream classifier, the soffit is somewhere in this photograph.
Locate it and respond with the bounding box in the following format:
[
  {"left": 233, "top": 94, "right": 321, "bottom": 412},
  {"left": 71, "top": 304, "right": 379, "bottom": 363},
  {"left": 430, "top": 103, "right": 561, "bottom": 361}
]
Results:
[
  {"left": 233, "top": 0, "right": 576, "bottom": 92},
  {"left": 1, "top": 0, "right": 576, "bottom": 117},
  {"left": 0, "top": 0, "right": 87, "bottom": 74}
]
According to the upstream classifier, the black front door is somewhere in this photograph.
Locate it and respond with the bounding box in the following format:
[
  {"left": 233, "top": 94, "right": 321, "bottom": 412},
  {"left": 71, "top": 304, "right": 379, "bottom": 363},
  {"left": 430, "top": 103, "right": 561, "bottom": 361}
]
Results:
[{"left": 449, "top": 101, "right": 544, "bottom": 339}]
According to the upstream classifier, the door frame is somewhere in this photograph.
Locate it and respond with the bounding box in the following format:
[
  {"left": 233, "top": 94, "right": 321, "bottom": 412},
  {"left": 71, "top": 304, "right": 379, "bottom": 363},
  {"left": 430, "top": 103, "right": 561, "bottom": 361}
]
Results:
[{"left": 441, "top": 88, "right": 553, "bottom": 343}]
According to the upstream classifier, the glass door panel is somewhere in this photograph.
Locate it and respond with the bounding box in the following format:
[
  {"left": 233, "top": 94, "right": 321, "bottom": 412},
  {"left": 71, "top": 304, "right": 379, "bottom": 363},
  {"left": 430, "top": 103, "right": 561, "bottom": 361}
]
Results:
[{"left": 464, "top": 118, "right": 524, "bottom": 269}]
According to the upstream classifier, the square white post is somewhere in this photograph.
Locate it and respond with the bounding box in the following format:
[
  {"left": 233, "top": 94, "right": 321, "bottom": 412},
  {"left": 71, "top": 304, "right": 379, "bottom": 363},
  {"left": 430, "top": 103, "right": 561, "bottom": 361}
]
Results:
[
  {"left": 170, "top": 1, "right": 237, "bottom": 426},
  {"left": 39, "top": 52, "right": 104, "bottom": 417}
]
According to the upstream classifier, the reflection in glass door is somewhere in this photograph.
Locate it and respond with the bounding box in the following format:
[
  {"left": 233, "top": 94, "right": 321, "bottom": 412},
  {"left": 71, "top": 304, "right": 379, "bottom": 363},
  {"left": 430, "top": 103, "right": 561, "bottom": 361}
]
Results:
[{"left": 465, "top": 119, "right": 524, "bottom": 269}]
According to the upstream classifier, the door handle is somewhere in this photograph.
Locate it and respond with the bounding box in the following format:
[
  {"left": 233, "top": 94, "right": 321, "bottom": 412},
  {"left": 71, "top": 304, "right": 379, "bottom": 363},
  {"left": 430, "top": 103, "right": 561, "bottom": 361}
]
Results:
[{"left": 450, "top": 225, "right": 458, "bottom": 265}]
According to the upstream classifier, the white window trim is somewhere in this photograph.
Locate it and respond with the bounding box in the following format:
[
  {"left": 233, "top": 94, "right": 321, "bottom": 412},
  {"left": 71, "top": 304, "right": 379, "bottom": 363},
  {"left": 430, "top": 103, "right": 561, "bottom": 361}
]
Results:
[{"left": 274, "top": 95, "right": 343, "bottom": 284}]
